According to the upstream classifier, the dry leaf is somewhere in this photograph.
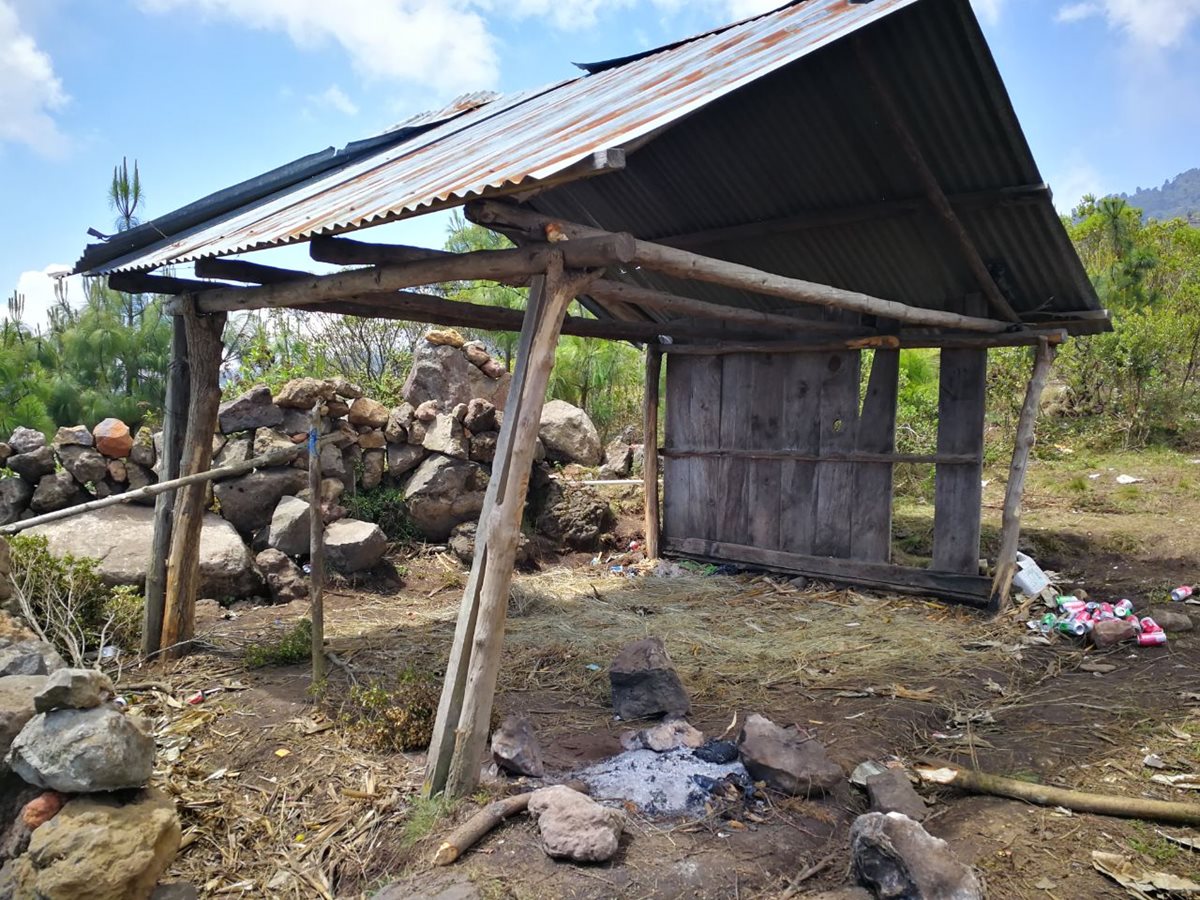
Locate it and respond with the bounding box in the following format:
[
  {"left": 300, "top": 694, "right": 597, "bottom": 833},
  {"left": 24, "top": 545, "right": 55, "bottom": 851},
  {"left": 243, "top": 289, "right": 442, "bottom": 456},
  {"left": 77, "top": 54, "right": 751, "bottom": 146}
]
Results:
[{"left": 1092, "top": 850, "right": 1200, "bottom": 896}]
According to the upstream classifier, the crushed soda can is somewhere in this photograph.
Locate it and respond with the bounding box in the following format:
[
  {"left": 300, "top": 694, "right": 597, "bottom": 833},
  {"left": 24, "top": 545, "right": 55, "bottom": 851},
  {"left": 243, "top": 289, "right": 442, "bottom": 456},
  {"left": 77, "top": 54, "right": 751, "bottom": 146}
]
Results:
[
  {"left": 1113, "top": 599, "right": 1134, "bottom": 618},
  {"left": 1171, "top": 585, "right": 1194, "bottom": 603},
  {"left": 1137, "top": 617, "right": 1167, "bottom": 646}
]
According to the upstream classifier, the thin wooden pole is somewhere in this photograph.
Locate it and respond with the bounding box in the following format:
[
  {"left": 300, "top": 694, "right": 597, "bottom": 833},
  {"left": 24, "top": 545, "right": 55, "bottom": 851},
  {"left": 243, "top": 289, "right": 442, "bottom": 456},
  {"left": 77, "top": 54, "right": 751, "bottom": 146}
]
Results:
[
  {"left": 643, "top": 348, "right": 662, "bottom": 559},
  {"left": 988, "top": 338, "right": 1058, "bottom": 612},
  {"left": 143, "top": 315, "right": 188, "bottom": 658},
  {"left": 308, "top": 402, "right": 326, "bottom": 685},
  {"left": 160, "top": 305, "right": 226, "bottom": 659}
]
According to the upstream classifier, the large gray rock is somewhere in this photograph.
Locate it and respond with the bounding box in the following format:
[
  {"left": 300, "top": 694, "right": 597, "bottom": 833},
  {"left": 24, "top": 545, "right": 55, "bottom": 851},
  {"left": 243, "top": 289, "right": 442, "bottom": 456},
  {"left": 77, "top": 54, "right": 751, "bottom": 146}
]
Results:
[
  {"left": 402, "top": 455, "right": 489, "bottom": 541},
  {"left": 463, "top": 398, "right": 497, "bottom": 433},
  {"left": 527, "top": 785, "right": 623, "bottom": 862},
  {"left": 535, "top": 481, "right": 611, "bottom": 549},
  {"left": 8, "top": 428, "right": 45, "bottom": 455},
  {"left": 214, "top": 434, "right": 253, "bottom": 470},
  {"left": 51, "top": 425, "right": 92, "bottom": 449},
  {"left": 448, "top": 521, "right": 533, "bottom": 567},
  {"left": 850, "top": 812, "right": 983, "bottom": 900},
  {"left": 324, "top": 519, "right": 387, "bottom": 573},
  {"left": 599, "top": 439, "right": 633, "bottom": 479},
  {"left": 0, "top": 642, "right": 65, "bottom": 678},
  {"left": 609, "top": 637, "right": 690, "bottom": 721},
  {"left": 403, "top": 342, "right": 511, "bottom": 411},
  {"left": 7, "top": 445, "right": 56, "bottom": 483},
  {"left": 538, "top": 400, "right": 601, "bottom": 466},
  {"left": 491, "top": 714, "right": 545, "bottom": 778},
  {"left": 274, "top": 377, "right": 335, "bottom": 410},
  {"left": 0, "top": 478, "right": 33, "bottom": 526},
  {"left": 34, "top": 669, "right": 114, "bottom": 714},
  {"left": 255, "top": 549, "right": 308, "bottom": 604},
  {"left": 738, "top": 714, "right": 843, "bottom": 797},
  {"left": 218, "top": 385, "right": 284, "bottom": 434},
  {"left": 252, "top": 427, "right": 297, "bottom": 458},
  {"left": 384, "top": 404, "right": 415, "bottom": 444},
  {"left": 26, "top": 505, "right": 262, "bottom": 598},
  {"left": 8, "top": 706, "right": 155, "bottom": 792},
  {"left": 422, "top": 414, "right": 468, "bottom": 459},
  {"left": 387, "top": 443, "right": 425, "bottom": 480},
  {"left": 0, "top": 675, "right": 47, "bottom": 768},
  {"left": 362, "top": 449, "right": 385, "bottom": 490},
  {"left": 267, "top": 496, "right": 310, "bottom": 556},
  {"left": 130, "top": 426, "right": 156, "bottom": 468},
  {"left": 30, "top": 472, "right": 90, "bottom": 514},
  {"left": 213, "top": 468, "right": 307, "bottom": 535}
]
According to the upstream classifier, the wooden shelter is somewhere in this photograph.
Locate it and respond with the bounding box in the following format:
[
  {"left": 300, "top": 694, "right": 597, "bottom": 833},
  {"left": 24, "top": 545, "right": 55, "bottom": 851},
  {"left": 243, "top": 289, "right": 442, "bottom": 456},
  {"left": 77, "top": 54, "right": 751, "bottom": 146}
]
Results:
[{"left": 76, "top": 0, "right": 1106, "bottom": 797}]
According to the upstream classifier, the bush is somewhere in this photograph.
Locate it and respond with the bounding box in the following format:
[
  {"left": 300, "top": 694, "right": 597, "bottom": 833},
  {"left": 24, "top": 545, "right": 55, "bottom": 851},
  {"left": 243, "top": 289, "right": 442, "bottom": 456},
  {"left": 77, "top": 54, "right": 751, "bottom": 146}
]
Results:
[
  {"left": 103, "top": 585, "right": 145, "bottom": 653},
  {"left": 341, "top": 674, "right": 441, "bottom": 753},
  {"left": 343, "top": 487, "right": 423, "bottom": 543},
  {"left": 244, "top": 618, "right": 312, "bottom": 668}
]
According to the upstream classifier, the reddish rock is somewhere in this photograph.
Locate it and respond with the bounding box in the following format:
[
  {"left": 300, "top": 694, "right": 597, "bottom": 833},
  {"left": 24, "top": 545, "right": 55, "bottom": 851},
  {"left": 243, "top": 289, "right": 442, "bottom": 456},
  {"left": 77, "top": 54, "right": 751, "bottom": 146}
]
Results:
[
  {"left": 1092, "top": 619, "right": 1137, "bottom": 649},
  {"left": 21, "top": 792, "right": 64, "bottom": 830},
  {"left": 92, "top": 419, "right": 133, "bottom": 458}
]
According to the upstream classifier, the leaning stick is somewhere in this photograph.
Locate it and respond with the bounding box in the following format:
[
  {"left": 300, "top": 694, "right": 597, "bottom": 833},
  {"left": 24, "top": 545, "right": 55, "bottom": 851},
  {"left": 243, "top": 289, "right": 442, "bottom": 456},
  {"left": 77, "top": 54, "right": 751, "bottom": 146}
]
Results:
[
  {"left": 916, "top": 764, "right": 1200, "bottom": 826},
  {"left": 432, "top": 781, "right": 588, "bottom": 866}
]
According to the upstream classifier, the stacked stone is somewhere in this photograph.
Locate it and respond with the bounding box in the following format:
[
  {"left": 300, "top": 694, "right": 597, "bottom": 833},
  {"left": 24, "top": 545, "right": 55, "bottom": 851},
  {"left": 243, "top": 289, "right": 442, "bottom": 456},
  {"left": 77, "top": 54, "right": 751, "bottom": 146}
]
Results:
[{"left": 0, "top": 652, "right": 182, "bottom": 898}]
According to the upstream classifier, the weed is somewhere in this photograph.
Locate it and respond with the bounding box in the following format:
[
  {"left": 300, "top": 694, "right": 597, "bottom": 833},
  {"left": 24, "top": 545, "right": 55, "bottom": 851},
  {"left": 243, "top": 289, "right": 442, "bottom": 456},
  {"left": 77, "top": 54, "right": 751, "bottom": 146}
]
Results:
[
  {"left": 343, "top": 487, "right": 423, "bottom": 543},
  {"left": 401, "top": 793, "right": 454, "bottom": 847},
  {"left": 1066, "top": 475, "right": 1090, "bottom": 494},
  {"left": 103, "top": 585, "right": 145, "bottom": 652},
  {"left": 244, "top": 619, "right": 312, "bottom": 668},
  {"left": 341, "top": 674, "right": 441, "bottom": 752},
  {"left": 1128, "top": 825, "right": 1180, "bottom": 864}
]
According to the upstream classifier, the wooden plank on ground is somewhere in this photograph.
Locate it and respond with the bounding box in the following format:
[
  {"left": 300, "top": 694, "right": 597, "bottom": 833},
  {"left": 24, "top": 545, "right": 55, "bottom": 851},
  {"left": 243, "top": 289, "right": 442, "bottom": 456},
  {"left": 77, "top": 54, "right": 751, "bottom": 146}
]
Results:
[
  {"left": 932, "top": 348, "right": 987, "bottom": 573},
  {"left": 852, "top": 349, "right": 900, "bottom": 561}
]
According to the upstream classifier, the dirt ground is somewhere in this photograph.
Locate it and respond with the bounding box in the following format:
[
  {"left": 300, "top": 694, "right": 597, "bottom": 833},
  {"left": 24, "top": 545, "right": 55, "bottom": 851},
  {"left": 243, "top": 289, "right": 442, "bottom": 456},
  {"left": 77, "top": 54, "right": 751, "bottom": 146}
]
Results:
[{"left": 128, "top": 449, "right": 1200, "bottom": 899}]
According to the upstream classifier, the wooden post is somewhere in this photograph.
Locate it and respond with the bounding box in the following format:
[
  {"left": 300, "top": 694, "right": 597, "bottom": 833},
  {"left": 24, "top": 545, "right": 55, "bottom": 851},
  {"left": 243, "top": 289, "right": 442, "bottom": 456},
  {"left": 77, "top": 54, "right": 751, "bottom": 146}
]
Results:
[
  {"left": 989, "top": 338, "right": 1058, "bottom": 612},
  {"left": 643, "top": 348, "right": 662, "bottom": 559},
  {"left": 143, "top": 315, "right": 188, "bottom": 658},
  {"left": 160, "top": 304, "right": 226, "bottom": 659},
  {"left": 426, "top": 254, "right": 581, "bottom": 798},
  {"left": 308, "top": 402, "right": 326, "bottom": 685}
]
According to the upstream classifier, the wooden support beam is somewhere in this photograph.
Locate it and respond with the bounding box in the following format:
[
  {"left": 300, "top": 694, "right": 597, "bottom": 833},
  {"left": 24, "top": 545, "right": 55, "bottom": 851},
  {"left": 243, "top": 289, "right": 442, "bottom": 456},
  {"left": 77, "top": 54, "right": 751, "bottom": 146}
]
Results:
[
  {"left": 989, "top": 338, "right": 1057, "bottom": 612},
  {"left": 160, "top": 302, "right": 226, "bottom": 659},
  {"left": 653, "top": 183, "right": 1051, "bottom": 251},
  {"left": 657, "top": 329, "right": 1067, "bottom": 355},
  {"left": 143, "top": 315, "right": 188, "bottom": 658},
  {"left": 643, "top": 348, "right": 662, "bottom": 559},
  {"left": 308, "top": 403, "right": 326, "bottom": 685},
  {"left": 194, "top": 257, "right": 310, "bottom": 284},
  {"left": 659, "top": 448, "right": 978, "bottom": 465},
  {"left": 108, "top": 271, "right": 241, "bottom": 296},
  {"left": 466, "top": 200, "right": 1011, "bottom": 334},
  {"left": 427, "top": 255, "right": 586, "bottom": 799},
  {"left": 173, "top": 235, "right": 634, "bottom": 316},
  {"left": 854, "top": 40, "right": 1021, "bottom": 324},
  {"left": 310, "top": 236, "right": 450, "bottom": 267}
]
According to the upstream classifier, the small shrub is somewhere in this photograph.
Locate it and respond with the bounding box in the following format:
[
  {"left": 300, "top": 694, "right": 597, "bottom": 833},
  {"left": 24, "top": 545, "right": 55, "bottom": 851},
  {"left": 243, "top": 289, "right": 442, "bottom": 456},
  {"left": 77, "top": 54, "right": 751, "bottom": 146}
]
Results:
[
  {"left": 343, "top": 487, "right": 423, "bottom": 543},
  {"left": 103, "top": 585, "right": 145, "bottom": 652},
  {"left": 244, "top": 618, "right": 312, "bottom": 668},
  {"left": 341, "top": 673, "right": 441, "bottom": 753}
]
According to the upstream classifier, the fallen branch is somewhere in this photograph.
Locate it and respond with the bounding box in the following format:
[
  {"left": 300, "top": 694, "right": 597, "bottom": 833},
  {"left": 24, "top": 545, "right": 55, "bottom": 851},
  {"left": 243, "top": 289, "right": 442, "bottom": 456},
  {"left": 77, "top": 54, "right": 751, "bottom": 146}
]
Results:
[
  {"left": 780, "top": 853, "right": 838, "bottom": 899},
  {"left": 432, "top": 781, "right": 587, "bottom": 866},
  {"left": 916, "top": 763, "right": 1200, "bottom": 826}
]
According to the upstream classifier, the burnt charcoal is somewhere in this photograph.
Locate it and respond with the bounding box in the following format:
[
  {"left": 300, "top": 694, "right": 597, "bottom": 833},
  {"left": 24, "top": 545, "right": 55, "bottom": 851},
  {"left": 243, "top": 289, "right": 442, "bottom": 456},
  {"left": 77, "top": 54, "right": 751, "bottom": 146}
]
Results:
[{"left": 693, "top": 739, "right": 738, "bottom": 764}]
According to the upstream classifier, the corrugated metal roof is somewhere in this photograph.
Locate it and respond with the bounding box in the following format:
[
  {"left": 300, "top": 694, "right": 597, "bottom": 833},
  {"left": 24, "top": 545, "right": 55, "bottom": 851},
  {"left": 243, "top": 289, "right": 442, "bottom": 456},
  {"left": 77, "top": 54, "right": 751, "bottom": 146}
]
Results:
[{"left": 77, "top": 0, "right": 1104, "bottom": 331}]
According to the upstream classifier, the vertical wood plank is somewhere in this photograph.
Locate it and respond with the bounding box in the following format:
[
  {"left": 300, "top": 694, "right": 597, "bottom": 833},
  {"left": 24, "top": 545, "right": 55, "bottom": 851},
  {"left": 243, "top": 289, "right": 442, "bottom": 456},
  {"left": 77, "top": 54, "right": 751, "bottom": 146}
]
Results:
[
  {"left": 746, "top": 353, "right": 784, "bottom": 550},
  {"left": 779, "top": 354, "right": 823, "bottom": 556},
  {"left": 717, "top": 353, "right": 755, "bottom": 545},
  {"left": 932, "top": 348, "right": 988, "bottom": 573},
  {"left": 852, "top": 349, "right": 900, "bottom": 561},
  {"left": 814, "top": 351, "right": 861, "bottom": 557},
  {"left": 662, "top": 354, "right": 722, "bottom": 543},
  {"left": 643, "top": 348, "right": 662, "bottom": 559},
  {"left": 308, "top": 402, "right": 326, "bottom": 685}
]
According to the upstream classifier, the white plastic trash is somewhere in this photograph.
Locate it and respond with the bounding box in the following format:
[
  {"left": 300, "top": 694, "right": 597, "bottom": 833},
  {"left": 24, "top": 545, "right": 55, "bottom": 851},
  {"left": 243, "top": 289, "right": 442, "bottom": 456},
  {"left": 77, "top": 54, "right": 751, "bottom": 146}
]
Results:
[{"left": 1011, "top": 552, "right": 1050, "bottom": 597}]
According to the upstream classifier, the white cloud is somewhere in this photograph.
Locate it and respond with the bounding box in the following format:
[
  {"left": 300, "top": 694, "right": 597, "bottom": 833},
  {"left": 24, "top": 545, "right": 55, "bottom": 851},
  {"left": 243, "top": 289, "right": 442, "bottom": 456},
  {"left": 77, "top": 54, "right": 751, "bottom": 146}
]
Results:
[
  {"left": 1049, "top": 155, "right": 1104, "bottom": 214},
  {"left": 1055, "top": 2, "right": 1099, "bottom": 24},
  {"left": 1055, "top": 0, "right": 1200, "bottom": 47},
  {"left": 0, "top": 0, "right": 68, "bottom": 156},
  {"left": 309, "top": 84, "right": 359, "bottom": 116},
  {"left": 12, "top": 265, "right": 81, "bottom": 332},
  {"left": 136, "top": 0, "right": 500, "bottom": 93},
  {"left": 971, "top": 0, "right": 1005, "bottom": 26}
]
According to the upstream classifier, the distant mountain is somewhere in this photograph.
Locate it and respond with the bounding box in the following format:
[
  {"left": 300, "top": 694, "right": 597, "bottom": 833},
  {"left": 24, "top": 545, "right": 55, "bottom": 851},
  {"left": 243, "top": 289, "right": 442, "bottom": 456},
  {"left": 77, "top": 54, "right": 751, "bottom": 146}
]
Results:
[{"left": 1120, "top": 169, "right": 1200, "bottom": 224}]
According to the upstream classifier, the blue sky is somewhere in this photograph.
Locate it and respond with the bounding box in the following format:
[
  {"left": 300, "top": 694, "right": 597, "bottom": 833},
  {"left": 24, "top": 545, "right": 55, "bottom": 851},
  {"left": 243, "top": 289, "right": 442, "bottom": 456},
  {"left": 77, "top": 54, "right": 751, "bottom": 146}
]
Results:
[{"left": 2, "top": 0, "right": 1199, "bottom": 326}]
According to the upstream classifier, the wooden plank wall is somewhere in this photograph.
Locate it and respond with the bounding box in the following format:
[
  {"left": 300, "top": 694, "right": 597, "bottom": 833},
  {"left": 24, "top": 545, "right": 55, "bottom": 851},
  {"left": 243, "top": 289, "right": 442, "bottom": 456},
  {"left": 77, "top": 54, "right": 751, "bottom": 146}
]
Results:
[{"left": 932, "top": 348, "right": 988, "bottom": 574}]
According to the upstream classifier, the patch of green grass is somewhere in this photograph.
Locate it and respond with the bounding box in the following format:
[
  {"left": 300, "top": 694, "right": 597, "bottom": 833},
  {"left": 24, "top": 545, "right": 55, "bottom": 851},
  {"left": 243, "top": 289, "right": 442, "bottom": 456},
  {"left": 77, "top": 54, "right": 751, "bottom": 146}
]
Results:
[
  {"left": 1129, "top": 824, "right": 1181, "bottom": 864},
  {"left": 1065, "top": 474, "right": 1090, "bottom": 494},
  {"left": 343, "top": 486, "right": 423, "bottom": 543},
  {"left": 244, "top": 618, "right": 312, "bottom": 668},
  {"left": 401, "top": 793, "right": 454, "bottom": 847}
]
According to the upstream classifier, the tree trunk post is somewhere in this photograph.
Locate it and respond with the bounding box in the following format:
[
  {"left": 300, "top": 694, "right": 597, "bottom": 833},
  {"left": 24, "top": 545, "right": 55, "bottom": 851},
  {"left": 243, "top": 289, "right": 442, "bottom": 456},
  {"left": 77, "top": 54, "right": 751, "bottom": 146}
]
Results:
[
  {"left": 643, "top": 347, "right": 662, "bottom": 559},
  {"left": 308, "top": 401, "right": 326, "bottom": 686},
  {"left": 988, "top": 338, "right": 1058, "bottom": 612},
  {"left": 160, "top": 304, "right": 226, "bottom": 658},
  {"left": 425, "top": 254, "right": 580, "bottom": 798},
  {"left": 143, "top": 314, "right": 189, "bottom": 658}
]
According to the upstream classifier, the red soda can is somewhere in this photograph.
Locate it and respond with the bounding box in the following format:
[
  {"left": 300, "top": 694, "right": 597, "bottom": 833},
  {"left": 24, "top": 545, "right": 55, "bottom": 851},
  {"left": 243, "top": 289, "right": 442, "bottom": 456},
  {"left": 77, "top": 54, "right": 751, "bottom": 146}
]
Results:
[
  {"left": 1138, "top": 630, "right": 1167, "bottom": 646},
  {"left": 1141, "top": 616, "right": 1162, "bottom": 634},
  {"left": 1171, "top": 586, "right": 1194, "bottom": 603}
]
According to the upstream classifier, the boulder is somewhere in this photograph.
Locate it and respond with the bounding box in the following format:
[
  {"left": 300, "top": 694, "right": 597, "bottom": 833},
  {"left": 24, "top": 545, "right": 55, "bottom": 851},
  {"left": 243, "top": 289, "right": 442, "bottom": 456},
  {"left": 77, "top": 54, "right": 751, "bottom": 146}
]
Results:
[
  {"left": 426, "top": 328, "right": 466, "bottom": 347},
  {"left": 408, "top": 421, "right": 427, "bottom": 446},
  {"left": 422, "top": 414, "right": 468, "bottom": 459},
  {"left": 599, "top": 439, "right": 633, "bottom": 479},
  {"left": 130, "top": 427, "right": 156, "bottom": 468},
  {"left": 737, "top": 714, "right": 843, "bottom": 796},
  {"left": 279, "top": 406, "right": 320, "bottom": 438},
  {"left": 297, "top": 478, "right": 345, "bottom": 507},
  {"left": 319, "top": 444, "right": 347, "bottom": 481},
  {"left": 414, "top": 400, "right": 440, "bottom": 422},
  {"left": 34, "top": 669, "right": 114, "bottom": 714},
  {"left": 214, "top": 384, "right": 282, "bottom": 434},
  {"left": 213, "top": 469, "right": 307, "bottom": 535},
  {"left": 358, "top": 429, "right": 386, "bottom": 450},
  {"left": 8, "top": 445, "right": 56, "bottom": 483},
  {"left": 348, "top": 397, "right": 389, "bottom": 428},
  {"left": 1144, "top": 606, "right": 1195, "bottom": 633},
  {"left": 462, "top": 340, "right": 490, "bottom": 368},
  {"left": 56, "top": 446, "right": 109, "bottom": 485},
  {"left": 850, "top": 812, "right": 982, "bottom": 900},
  {"left": 491, "top": 714, "right": 545, "bottom": 778},
  {"left": 30, "top": 473, "right": 89, "bottom": 514},
  {"left": 387, "top": 443, "right": 426, "bottom": 480},
  {"left": 447, "top": 521, "right": 532, "bottom": 567},
  {"left": 535, "top": 481, "right": 611, "bottom": 549},
  {"left": 325, "top": 519, "right": 388, "bottom": 573},
  {"left": 403, "top": 342, "right": 511, "bottom": 411},
  {"left": 1, "top": 675, "right": 47, "bottom": 767},
  {"left": 463, "top": 398, "right": 497, "bottom": 433},
  {"left": 538, "top": 400, "right": 601, "bottom": 466},
  {"left": 0, "top": 788, "right": 181, "bottom": 900},
  {"left": 327, "top": 375, "right": 363, "bottom": 399},
  {"left": 274, "top": 377, "right": 335, "bottom": 410},
  {"left": 0, "top": 642, "right": 65, "bottom": 678},
  {"left": 267, "top": 496, "right": 310, "bottom": 556},
  {"left": 384, "top": 404, "right": 415, "bottom": 444},
  {"left": 866, "top": 770, "right": 928, "bottom": 821},
  {"left": 252, "top": 427, "right": 296, "bottom": 458},
  {"left": 468, "top": 433, "right": 497, "bottom": 463},
  {"left": 609, "top": 637, "right": 690, "bottom": 721},
  {"left": 255, "top": 549, "right": 309, "bottom": 604},
  {"left": 403, "top": 455, "right": 489, "bottom": 541},
  {"left": 362, "top": 450, "right": 385, "bottom": 490},
  {"left": 26, "top": 506, "right": 262, "bottom": 598},
  {"left": 8, "top": 705, "right": 155, "bottom": 792},
  {"left": 326, "top": 399, "right": 350, "bottom": 418},
  {"left": 51, "top": 425, "right": 92, "bottom": 449},
  {"left": 106, "top": 459, "right": 128, "bottom": 483},
  {"left": 7, "top": 427, "right": 45, "bottom": 455},
  {"left": 527, "top": 785, "right": 623, "bottom": 862},
  {"left": 1092, "top": 618, "right": 1137, "bottom": 649},
  {"left": 92, "top": 419, "right": 133, "bottom": 458},
  {"left": 214, "top": 434, "right": 252, "bottom": 469},
  {"left": 0, "top": 478, "right": 33, "bottom": 526}
]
